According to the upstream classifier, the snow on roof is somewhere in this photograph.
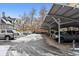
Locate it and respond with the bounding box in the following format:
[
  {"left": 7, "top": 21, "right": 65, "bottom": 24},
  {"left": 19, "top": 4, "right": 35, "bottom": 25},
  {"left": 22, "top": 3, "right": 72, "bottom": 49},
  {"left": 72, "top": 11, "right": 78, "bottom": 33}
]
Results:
[{"left": 1, "top": 18, "right": 11, "bottom": 25}]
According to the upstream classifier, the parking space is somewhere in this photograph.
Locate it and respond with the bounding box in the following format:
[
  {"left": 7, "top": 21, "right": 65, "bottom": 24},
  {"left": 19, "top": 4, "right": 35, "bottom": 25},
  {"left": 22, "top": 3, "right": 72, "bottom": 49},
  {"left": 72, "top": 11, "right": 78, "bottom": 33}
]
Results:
[{"left": 6, "top": 34, "right": 75, "bottom": 56}]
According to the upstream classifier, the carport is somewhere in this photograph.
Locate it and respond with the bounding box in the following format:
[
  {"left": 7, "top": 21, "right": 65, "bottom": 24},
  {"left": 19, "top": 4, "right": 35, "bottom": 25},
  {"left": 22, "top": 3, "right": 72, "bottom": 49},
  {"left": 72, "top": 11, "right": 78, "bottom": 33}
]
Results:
[{"left": 42, "top": 4, "right": 79, "bottom": 49}]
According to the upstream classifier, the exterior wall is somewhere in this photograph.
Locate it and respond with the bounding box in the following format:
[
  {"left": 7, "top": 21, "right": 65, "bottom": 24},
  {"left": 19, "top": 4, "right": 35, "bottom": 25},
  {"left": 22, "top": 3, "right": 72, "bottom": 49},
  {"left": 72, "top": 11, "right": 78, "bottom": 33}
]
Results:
[{"left": 0, "top": 24, "right": 13, "bottom": 29}]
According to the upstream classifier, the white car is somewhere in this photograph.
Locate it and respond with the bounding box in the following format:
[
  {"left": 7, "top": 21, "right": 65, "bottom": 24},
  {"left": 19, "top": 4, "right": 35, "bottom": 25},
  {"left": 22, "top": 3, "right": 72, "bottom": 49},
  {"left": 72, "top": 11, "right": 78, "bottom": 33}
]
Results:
[{"left": 0, "top": 29, "right": 19, "bottom": 40}]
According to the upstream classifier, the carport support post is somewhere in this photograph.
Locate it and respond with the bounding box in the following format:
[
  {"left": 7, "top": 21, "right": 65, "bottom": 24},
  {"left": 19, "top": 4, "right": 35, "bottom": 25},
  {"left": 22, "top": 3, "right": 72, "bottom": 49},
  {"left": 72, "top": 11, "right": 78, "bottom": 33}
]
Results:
[
  {"left": 49, "top": 26, "right": 52, "bottom": 38},
  {"left": 58, "top": 18, "right": 61, "bottom": 44},
  {"left": 72, "top": 40, "right": 75, "bottom": 50},
  {"left": 52, "top": 16, "right": 61, "bottom": 44}
]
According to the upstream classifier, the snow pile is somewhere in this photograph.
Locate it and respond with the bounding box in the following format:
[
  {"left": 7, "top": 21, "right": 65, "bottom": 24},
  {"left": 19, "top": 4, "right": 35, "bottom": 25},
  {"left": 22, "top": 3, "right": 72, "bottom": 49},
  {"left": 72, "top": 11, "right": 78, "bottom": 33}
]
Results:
[
  {"left": 70, "top": 48, "right": 79, "bottom": 55},
  {"left": 13, "top": 34, "right": 43, "bottom": 42}
]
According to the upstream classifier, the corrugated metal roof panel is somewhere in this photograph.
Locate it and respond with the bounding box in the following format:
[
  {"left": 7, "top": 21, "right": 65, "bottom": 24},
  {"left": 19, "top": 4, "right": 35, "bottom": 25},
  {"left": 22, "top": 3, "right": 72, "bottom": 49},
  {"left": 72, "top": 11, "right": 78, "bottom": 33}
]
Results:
[
  {"left": 64, "top": 8, "right": 79, "bottom": 17},
  {"left": 71, "top": 13, "right": 79, "bottom": 18},
  {"left": 56, "top": 6, "right": 72, "bottom": 15},
  {"left": 49, "top": 4, "right": 79, "bottom": 19},
  {"left": 49, "top": 4, "right": 61, "bottom": 15},
  {"left": 42, "top": 4, "right": 79, "bottom": 30}
]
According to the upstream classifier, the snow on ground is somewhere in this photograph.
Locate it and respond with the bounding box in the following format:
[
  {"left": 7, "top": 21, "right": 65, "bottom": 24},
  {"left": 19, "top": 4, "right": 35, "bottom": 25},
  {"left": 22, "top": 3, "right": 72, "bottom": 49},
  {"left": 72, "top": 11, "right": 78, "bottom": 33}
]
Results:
[
  {"left": 69, "top": 48, "right": 79, "bottom": 56},
  {"left": 13, "top": 34, "right": 43, "bottom": 42},
  {"left": 0, "top": 45, "right": 10, "bottom": 56},
  {"left": 7, "top": 34, "right": 78, "bottom": 56},
  {"left": 8, "top": 34, "right": 68, "bottom": 56}
]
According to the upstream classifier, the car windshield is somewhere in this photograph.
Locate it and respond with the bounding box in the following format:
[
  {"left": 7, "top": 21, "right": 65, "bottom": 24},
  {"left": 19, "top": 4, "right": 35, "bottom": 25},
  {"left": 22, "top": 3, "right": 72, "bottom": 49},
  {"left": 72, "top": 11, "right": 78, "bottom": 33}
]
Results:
[
  {"left": 1, "top": 30, "right": 5, "bottom": 33},
  {"left": 7, "top": 30, "right": 13, "bottom": 33}
]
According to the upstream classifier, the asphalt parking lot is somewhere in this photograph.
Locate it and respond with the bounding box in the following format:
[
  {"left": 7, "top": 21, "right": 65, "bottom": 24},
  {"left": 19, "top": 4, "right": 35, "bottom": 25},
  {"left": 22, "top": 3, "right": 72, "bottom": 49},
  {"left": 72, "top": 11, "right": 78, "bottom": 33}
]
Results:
[{"left": 0, "top": 34, "right": 78, "bottom": 56}]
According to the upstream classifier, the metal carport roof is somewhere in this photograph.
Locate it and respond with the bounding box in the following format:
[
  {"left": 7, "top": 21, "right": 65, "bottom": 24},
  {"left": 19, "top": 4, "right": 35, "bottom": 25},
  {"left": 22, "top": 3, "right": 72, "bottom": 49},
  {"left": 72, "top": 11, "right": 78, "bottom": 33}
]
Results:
[
  {"left": 42, "top": 4, "right": 79, "bottom": 30},
  {"left": 42, "top": 3, "right": 79, "bottom": 44}
]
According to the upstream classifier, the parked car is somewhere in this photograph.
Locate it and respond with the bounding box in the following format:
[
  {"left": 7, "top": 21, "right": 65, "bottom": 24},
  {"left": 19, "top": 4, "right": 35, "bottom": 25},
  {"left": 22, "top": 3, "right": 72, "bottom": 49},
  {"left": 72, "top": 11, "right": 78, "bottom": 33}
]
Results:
[
  {"left": 0, "top": 29, "right": 19, "bottom": 40},
  {"left": 53, "top": 31, "right": 79, "bottom": 43}
]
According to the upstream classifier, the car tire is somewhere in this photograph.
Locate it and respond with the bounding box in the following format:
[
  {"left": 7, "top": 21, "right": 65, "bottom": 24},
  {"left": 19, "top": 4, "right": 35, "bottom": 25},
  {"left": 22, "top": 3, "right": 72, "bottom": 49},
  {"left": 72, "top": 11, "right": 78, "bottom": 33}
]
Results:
[
  {"left": 5, "top": 36, "right": 10, "bottom": 41},
  {"left": 55, "top": 37, "right": 64, "bottom": 43},
  {"left": 55, "top": 38, "right": 58, "bottom": 42},
  {"left": 60, "top": 37, "right": 64, "bottom": 43}
]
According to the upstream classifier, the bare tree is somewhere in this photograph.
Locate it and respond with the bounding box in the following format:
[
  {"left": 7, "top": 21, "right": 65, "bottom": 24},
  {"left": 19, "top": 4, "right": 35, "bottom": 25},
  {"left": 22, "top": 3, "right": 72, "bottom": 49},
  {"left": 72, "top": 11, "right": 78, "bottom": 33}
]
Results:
[
  {"left": 19, "top": 13, "right": 25, "bottom": 31},
  {"left": 18, "top": 13, "right": 27, "bottom": 31},
  {"left": 21, "top": 12, "right": 31, "bottom": 31},
  {"left": 38, "top": 7, "right": 47, "bottom": 29},
  {"left": 30, "top": 8, "right": 36, "bottom": 31},
  {"left": 39, "top": 7, "right": 47, "bottom": 21}
]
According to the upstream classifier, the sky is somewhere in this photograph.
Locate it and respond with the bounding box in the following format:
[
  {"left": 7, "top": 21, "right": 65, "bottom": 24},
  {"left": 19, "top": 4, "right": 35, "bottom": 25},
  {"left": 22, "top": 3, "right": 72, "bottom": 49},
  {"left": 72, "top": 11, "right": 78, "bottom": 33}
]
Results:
[{"left": 0, "top": 3, "right": 52, "bottom": 18}]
